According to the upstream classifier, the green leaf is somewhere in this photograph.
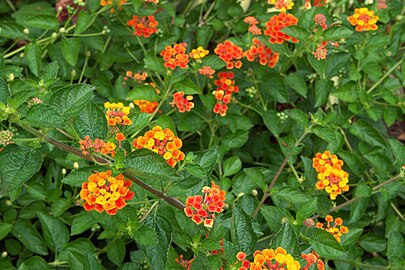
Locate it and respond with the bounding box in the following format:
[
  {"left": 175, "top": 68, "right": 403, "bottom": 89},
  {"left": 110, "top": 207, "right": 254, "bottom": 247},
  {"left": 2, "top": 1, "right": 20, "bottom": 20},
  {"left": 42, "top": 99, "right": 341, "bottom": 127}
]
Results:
[
  {"left": 261, "top": 206, "right": 288, "bottom": 232},
  {"left": 285, "top": 109, "right": 309, "bottom": 128},
  {"left": 222, "top": 130, "right": 249, "bottom": 149},
  {"left": 71, "top": 211, "right": 97, "bottom": 236},
  {"left": 38, "top": 212, "right": 69, "bottom": 252},
  {"left": 196, "top": 25, "right": 214, "bottom": 48},
  {"left": 202, "top": 55, "right": 226, "bottom": 70},
  {"left": 260, "top": 74, "right": 288, "bottom": 103},
  {"left": 126, "top": 85, "right": 160, "bottom": 101},
  {"left": 323, "top": 26, "right": 353, "bottom": 41},
  {"left": 223, "top": 156, "right": 242, "bottom": 177},
  {"left": 124, "top": 149, "right": 180, "bottom": 188},
  {"left": 315, "top": 79, "right": 333, "bottom": 107},
  {"left": 144, "top": 55, "right": 166, "bottom": 74},
  {"left": 0, "top": 145, "right": 42, "bottom": 198},
  {"left": 133, "top": 225, "right": 158, "bottom": 246},
  {"left": 270, "top": 221, "right": 298, "bottom": 255},
  {"left": 107, "top": 238, "right": 126, "bottom": 266},
  {"left": 121, "top": 111, "right": 150, "bottom": 135},
  {"left": 25, "top": 44, "right": 42, "bottom": 77},
  {"left": 49, "top": 84, "right": 95, "bottom": 118},
  {"left": 24, "top": 15, "right": 58, "bottom": 30},
  {"left": 387, "top": 231, "right": 405, "bottom": 268},
  {"left": 349, "top": 119, "right": 386, "bottom": 147},
  {"left": 73, "top": 102, "right": 108, "bottom": 139},
  {"left": 285, "top": 73, "right": 307, "bottom": 97},
  {"left": 354, "top": 182, "right": 372, "bottom": 198},
  {"left": 310, "top": 229, "right": 346, "bottom": 259},
  {"left": 25, "top": 104, "right": 66, "bottom": 128},
  {"left": 281, "top": 25, "right": 309, "bottom": 41},
  {"left": 388, "top": 138, "right": 405, "bottom": 167},
  {"left": 308, "top": 54, "right": 326, "bottom": 78},
  {"left": 40, "top": 62, "right": 59, "bottom": 84},
  {"left": 358, "top": 233, "right": 387, "bottom": 253},
  {"left": 0, "top": 21, "right": 24, "bottom": 39},
  {"left": 11, "top": 219, "right": 48, "bottom": 255},
  {"left": 18, "top": 256, "right": 52, "bottom": 270},
  {"left": 0, "top": 223, "right": 12, "bottom": 241},
  {"left": 61, "top": 38, "right": 81, "bottom": 66},
  {"left": 296, "top": 198, "right": 317, "bottom": 224},
  {"left": 272, "top": 186, "right": 310, "bottom": 207},
  {"left": 340, "top": 227, "right": 363, "bottom": 249},
  {"left": 231, "top": 207, "right": 257, "bottom": 254},
  {"left": 62, "top": 166, "right": 105, "bottom": 188},
  {"left": 0, "top": 78, "right": 10, "bottom": 104},
  {"left": 75, "top": 12, "right": 96, "bottom": 35},
  {"left": 190, "top": 254, "right": 221, "bottom": 270},
  {"left": 173, "top": 78, "right": 200, "bottom": 95},
  {"left": 312, "top": 126, "right": 338, "bottom": 145},
  {"left": 332, "top": 82, "right": 358, "bottom": 102}
]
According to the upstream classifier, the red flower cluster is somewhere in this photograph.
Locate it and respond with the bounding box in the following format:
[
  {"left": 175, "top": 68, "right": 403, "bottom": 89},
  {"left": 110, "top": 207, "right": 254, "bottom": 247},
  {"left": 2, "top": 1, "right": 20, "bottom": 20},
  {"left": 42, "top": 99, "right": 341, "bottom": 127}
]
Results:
[
  {"left": 127, "top": 15, "right": 158, "bottom": 38},
  {"left": 244, "top": 16, "right": 262, "bottom": 35},
  {"left": 245, "top": 38, "right": 280, "bottom": 68},
  {"left": 198, "top": 66, "right": 215, "bottom": 78},
  {"left": 80, "top": 170, "right": 134, "bottom": 215},
  {"left": 314, "top": 14, "right": 327, "bottom": 30},
  {"left": 184, "top": 182, "right": 226, "bottom": 228},
  {"left": 132, "top": 126, "right": 185, "bottom": 167},
  {"left": 133, "top": 100, "right": 158, "bottom": 113},
  {"left": 316, "top": 215, "right": 349, "bottom": 242},
  {"left": 214, "top": 41, "right": 244, "bottom": 69},
  {"left": 79, "top": 135, "right": 116, "bottom": 157},
  {"left": 264, "top": 13, "right": 299, "bottom": 44},
  {"left": 302, "top": 251, "right": 325, "bottom": 270},
  {"left": 160, "top": 43, "right": 189, "bottom": 70},
  {"left": 170, "top": 92, "right": 194, "bottom": 113},
  {"left": 212, "top": 72, "right": 239, "bottom": 116}
]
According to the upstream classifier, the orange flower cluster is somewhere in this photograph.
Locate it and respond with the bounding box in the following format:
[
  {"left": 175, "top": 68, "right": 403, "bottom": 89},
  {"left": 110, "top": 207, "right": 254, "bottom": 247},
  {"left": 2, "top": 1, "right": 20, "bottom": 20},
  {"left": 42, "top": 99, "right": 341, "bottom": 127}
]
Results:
[
  {"left": 124, "top": 71, "right": 147, "bottom": 83},
  {"left": 313, "top": 42, "right": 328, "bottom": 60},
  {"left": 316, "top": 215, "right": 349, "bottom": 242},
  {"left": 133, "top": 100, "right": 158, "bottom": 113},
  {"left": 236, "top": 247, "right": 301, "bottom": 270},
  {"left": 170, "top": 92, "right": 194, "bottom": 113},
  {"left": 184, "top": 182, "right": 226, "bottom": 228},
  {"left": 268, "top": 0, "right": 294, "bottom": 12},
  {"left": 145, "top": 0, "right": 159, "bottom": 3},
  {"left": 80, "top": 170, "right": 134, "bottom": 215},
  {"left": 79, "top": 135, "right": 116, "bottom": 157},
  {"left": 212, "top": 72, "right": 239, "bottom": 116},
  {"left": 264, "top": 13, "right": 299, "bottom": 44},
  {"left": 105, "top": 102, "right": 132, "bottom": 126},
  {"left": 347, "top": 8, "right": 379, "bottom": 32},
  {"left": 312, "top": 150, "right": 349, "bottom": 200},
  {"left": 244, "top": 16, "right": 262, "bottom": 35},
  {"left": 127, "top": 15, "right": 158, "bottom": 38},
  {"left": 214, "top": 41, "right": 244, "bottom": 69},
  {"left": 245, "top": 38, "right": 280, "bottom": 68},
  {"left": 301, "top": 252, "right": 325, "bottom": 270},
  {"left": 132, "top": 126, "right": 185, "bottom": 167},
  {"left": 160, "top": 43, "right": 189, "bottom": 70},
  {"left": 190, "top": 46, "right": 209, "bottom": 59},
  {"left": 100, "top": 0, "right": 126, "bottom": 12},
  {"left": 198, "top": 66, "right": 215, "bottom": 78}
]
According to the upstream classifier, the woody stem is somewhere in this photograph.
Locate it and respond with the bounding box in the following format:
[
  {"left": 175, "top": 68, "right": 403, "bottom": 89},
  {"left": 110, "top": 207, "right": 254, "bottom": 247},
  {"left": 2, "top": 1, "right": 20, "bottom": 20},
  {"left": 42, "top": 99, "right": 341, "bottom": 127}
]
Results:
[{"left": 17, "top": 124, "right": 186, "bottom": 211}]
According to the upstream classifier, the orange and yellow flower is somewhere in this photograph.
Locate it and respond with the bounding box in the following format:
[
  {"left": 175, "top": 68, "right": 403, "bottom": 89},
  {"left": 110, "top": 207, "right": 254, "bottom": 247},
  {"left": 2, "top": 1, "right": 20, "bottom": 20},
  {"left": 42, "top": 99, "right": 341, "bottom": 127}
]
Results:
[
  {"left": 134, "top": 100, "right": 158, "bottom": 113},
  {"left": 316, "top": 215, "right": 349, "bottom": 242},
  {"left": 160, "top": 43, "right": 189, "bottom": 70},
  {"left": 236, "top": 247, "right": 301, "bottom": 270},
  {"left": 105, "top": 102, "right": 132, "bottom": 126},
  {"left": 80, "top": 170, "right": 134, "bottom": 215},
  {"left": 198, "top": 66, "right": 215, "bottom": 79},
  {"left": 302, "top": 251, "right": 325, "bottom": 270},
  {"left": 268, "top": 0, "right": 294, "bottom": 12},
  {"left": 132, "top": 126, "right": 185, "bottom": 167},
  {"left": 347, "top": 8, "right": 378, "bottom": 32},
  {"left": 244, "top": 16, "right": 262, "bottom": 35},
  {"left": 214, "top": 41, "right": 244, "bottom": 69},
  {"left": 212, "top": 72, "right": 239, "bottom": 117},
  {"left": 170, "top": 92, "right": 194, "bottom": 113},
  {"left": 190, "top": 47, "right": 209, "bottom": 59},
  {"left": 312, "top": 150, "right": 349, "bottom": 200},
  {"left": 264, "top": 13, "right": 299, "bottom": 44},
  {"left": 127, "top": 15, "right": 158, "bottom": 38},
  {"left": 79, "top": 135, "right": 116, "bottom": 157},
  {"left": 100, "top": 0, "right": 126, "bottom": 13},
  {"left": 245, "top": 38, "right": 279, "bottom": 68}
]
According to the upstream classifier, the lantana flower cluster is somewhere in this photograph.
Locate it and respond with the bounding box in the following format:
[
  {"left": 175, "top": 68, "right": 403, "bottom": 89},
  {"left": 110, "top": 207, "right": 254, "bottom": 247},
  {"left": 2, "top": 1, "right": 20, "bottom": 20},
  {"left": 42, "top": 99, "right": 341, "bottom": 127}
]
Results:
[
  {"left": 316, "top": 215, "right": 349, "bottom": 243},
  {"left": 127, "top": 15, "right": 158, "bottom": 38},
  {"left": 124, "top": 71, "right": 147, "bottom": 83},
  {"left": 79, "top": 135, "right": 116, "bottom": 157},
  {"left": 214, "top": 41, "right": 244, "bottom": 69},
  {"left": 312, "top": 150, "right": 349, "bottom": 200},
  {"left": 245, "top": 38, "right": 280, "bottom": 68},
  {"left": 160, "top": 43, "right": 189, "bottom": 70},
  {"left": 212, "top": 71, "right": 239, "bottom": 116},
  {"left": 198, "top": 66, "right": 216, "bottom": 78},
  {"left": 264, "top": 13, "right": 299, "bottom": 44},
  {"left": 301, "top": 251, "right": 325, "bottom": 270},
  {"left": 100, "top": 0, "right": 126, "bottom": 12},
  {"left": 244, "top": 16, "right": 262, "bottom": 35},
  {"left": 133, "top": 100, "right": 158, "bottom": 113},
  {"left": 184, "top": 182, "right": 226, "bottom": 228},
  {"left": 170, "top": 92, "right": 194, "bottom": 113},
  {"left": 105, "top": 102, "right": 132, "bottom": 126},
  {"left": 190, "top": 46, "right": 209, "bottom": 60},
  {"left": 347, "top": 8, "right": 379, "bottom": 32},
  {"left": 132, "top": 126, "right": 185, "bottom": 167},
  {"left": 268, "top": 0, "right": 295, "bottom": 12},
  {"left": 80, "top": 170, "right": 134, "bottom": 215},
  {"left": 236, "top": 247, "right": 301, "bottom": 270}
]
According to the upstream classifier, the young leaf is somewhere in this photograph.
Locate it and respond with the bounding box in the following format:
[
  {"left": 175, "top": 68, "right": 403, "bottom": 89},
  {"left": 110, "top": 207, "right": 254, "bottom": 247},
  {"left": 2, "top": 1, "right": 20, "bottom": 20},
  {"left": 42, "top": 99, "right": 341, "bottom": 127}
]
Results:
[
  {"left": 61, "top": 38, "right": 81, "bottom": 66},
  {"left": 223, "top": 156, "right": 242, "bottom": 177},
  {"left": 285, "top": 73, "right": 307, "bottom": 98},
  {"left": 38, "top": 212, "right": 70, "bottom": 252}
]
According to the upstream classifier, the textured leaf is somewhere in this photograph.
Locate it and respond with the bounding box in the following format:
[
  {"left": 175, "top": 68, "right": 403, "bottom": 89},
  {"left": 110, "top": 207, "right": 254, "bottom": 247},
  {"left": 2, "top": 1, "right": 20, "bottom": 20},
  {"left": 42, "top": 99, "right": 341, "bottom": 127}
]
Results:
[
  {"left": 126, "top": 85, "right": 160, "bottom": 101},
  {"left": 223, "top": 156, "right": 242, "bottom": 177},
  {"left": 285, "top": 73, "right": 307, "bottom": 97},
  {"left": 323, "top": 26, "right": 353, "bottom": 41},
  {"left": 173, "top": 78, "right": 200, "bottom": 94},
  {"left": 0, "top": 145, "right": 42, "bottom": 198},
  {"left": 25, "top": 15, "right": 58, "bottom": 30},
  {"left": 231, "top": 207, "right": 257, "bottom": 254},
  {"left": 74, "top": 102, "right": 108, "bottom": 139},
  {"left": 38, "top": 212, "right": 69, "bottom": 251},
  {"left": 296, "top": 198, "right": 317, "bottom": 224},
  {"left": 0, "top": 78, "right": 10, "bottom": 104},
  {"left": 62, "top": 166, "right": 105, "bottom": 188},
  {"left": 349, "top": 119, "right": 386, "bottom": 147},
  {"left": 61, "top": 38, "right": 81, "bottom": 66},
  {"left": 25, "top": 104, "right": 66, "bottom": 128},
  {"left": 71, "top": 211, "right": 97, "bottom": 236},
  {"left": 11, "top": 219, "right": 48, "bottom": 255},
  {"left": 75, "top": 12, "right": 96, "bottom": 35},
  {"left": 0, "top": 223, "right": 13, "bottom": 241},
  {"left": 25, "top": 44, "right": 42, "bottom": 77},
  {"left": 270, "top": 221, "right": 298, "bottom": 255},
  {"left": 310, "top": 229, "right": 346, "bottom": 259},
  {"left": 281, "top": 25, "right": 309, "bottom": 41},
  {"left": 0, "top": 21, "right": 24, "bottom": 39},
  {"left": 107, "top": 238, "right": 126, "bottom": 266}
]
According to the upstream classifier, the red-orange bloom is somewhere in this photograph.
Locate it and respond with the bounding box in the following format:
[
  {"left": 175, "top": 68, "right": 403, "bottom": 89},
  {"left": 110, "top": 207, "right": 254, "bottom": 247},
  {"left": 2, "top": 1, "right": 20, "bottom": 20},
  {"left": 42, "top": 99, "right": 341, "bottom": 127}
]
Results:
[
  {"left": 245, "top": 38, "right": 279, "bottom": 68},
  {"left": 347, "top": 8, "right": 379, "bottom": 32},
  {"left": 198, "top": 66, "right": 215, "bottom": 79},
  {"left": 184, "top": 182, "right": 226, "bottom": 228},
  {"left": 115, "top": 132, "right": 125, "bottom": 141},
  {"left": 302, "top": 251, "right": 325, "bottom": 270},
  {"left": 244, "top": 16, "right": 262, "bottom": 35},
  {"left": 264, "top": 13, "right": 299, "bottom": 44},
  {"left": 160, "top": 43, "right": 189, "bottom": 70},
  {"left": 317, "top": 215, "right": 349, "bottom": 242},
  {"left": 170, "top": 92, "right": 194, "bottom": 113},
  {"left": 105, "top": 102, "right": 132, "bottom": 126},
  {"left": 127, "top": 15, "right": 158, "bottom": 38},
  {"left": 212, "top": 72, "right": 239, "bottom": 117},
  {"left": 79, "top": 135, "right": 116, "bottom": 157},
  {"left": 80, "top": 170, "right": 134, "bottom": 215},
  {"left": 100, "top": 0, "right": 126, "bottom": 13},
  {"left": 214, "top": 41, "right": 244, "bottom": 69},
  {"left": 134, "top": 100, "right": 158, "bottom": 113}
]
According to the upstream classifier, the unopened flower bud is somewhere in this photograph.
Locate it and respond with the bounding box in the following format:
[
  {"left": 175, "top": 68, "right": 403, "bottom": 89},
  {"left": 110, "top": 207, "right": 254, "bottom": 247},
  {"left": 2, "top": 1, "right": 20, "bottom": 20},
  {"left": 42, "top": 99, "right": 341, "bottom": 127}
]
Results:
[
  {"left": 86, "top": 51, "right": 91, "bottom": 57},
  {"left": 23, "top": 28, "right": 29, "bottom": 35},
  {"left": 5, "top": 200, "right": 12, "bottom": 206},
  {"left": 19, "top": 53, "right": 24, "bottom": 58},
  {"left": 59, "top": 27, "right": 66, "bottom": 33},
  {"left": 73, "top": 162, "right": 79, "bottom": 170},
  {"left": 237, "top": 192, "right": 244, "bottom": 198},
  {"left": 52, "top": 32, "right": 58, "bottom": 38},
  {"left": 57, "top": 6, "right": 63, "bottom": 12},
  {"left": 1, "top": 251, "right": 7, "bottom": 258},
  {"left": 8, "top": 73, "right": 14, "bottom": 82},
  {"left": 62, "top": 168, "right": 67, "bottom": 175},
  {"left": 281, "top": 217, "right": 288, "bottom": 224},
  {"left": 251, "top": 189, "right": 258, "bottom": 196},
  {"left": 386, "top": 51, "right": 392, "bottom": 57},
  {"left": 304, "top": 218, "right": 315, "bottom": 228},
  {"left": 129, "top": 102, "right": 135, "bottom": 109},
  {"left": 101, "top": 30, "right": 106, "bottom": 35},
  {"left": 71, "top": 69, "right": 76, "bottom": 78}
]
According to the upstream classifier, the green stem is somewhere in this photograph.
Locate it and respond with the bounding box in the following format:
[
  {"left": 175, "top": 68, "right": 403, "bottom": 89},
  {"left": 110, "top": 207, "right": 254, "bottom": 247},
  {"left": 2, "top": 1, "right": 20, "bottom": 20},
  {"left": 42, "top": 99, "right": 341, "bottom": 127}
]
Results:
[
  {"left": 390, "top": 202, "right": 405, "bottom": 221},
  {"left": 367, "top": 55, "right": 404, "bottom": 94}
]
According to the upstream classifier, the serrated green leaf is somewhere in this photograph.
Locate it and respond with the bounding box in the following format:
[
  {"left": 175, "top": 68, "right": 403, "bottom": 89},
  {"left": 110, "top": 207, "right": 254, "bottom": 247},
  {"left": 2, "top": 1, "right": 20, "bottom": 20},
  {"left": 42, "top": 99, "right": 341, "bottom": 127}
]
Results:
[
  {"left": 272, "top": 186, "right": 310, "bottom": 206},
  {"left": 25, "top": 104, "right": 66, "bottom": 128},
  {"left": 0, "top": 223, "right": 13, "bottom": 241},
  {"left": 387, "top": 231, "right": 405, "bottom": 268},
  {"left": 223, "top": 156, "right": 242, "bottom": 177},
  {"left": 281, "top": 25, "right": 309, "bottom": 41},
  {"left": 340, "top": 227, "right": 363, "bottom": 249},
  {"left": 270, "top": 221, "right": 298, "bottom": 255},
  {"left": 315, "top": 79, "right": 333, "bottom": 107},
  {"left": 50, "top": 84, "right": 94, "bottom": 118},
  {"left": 349, "top": 119, "right": 386, "bottom": 147},
  {"left": 202, "top": 55, "right": 226, "bottom": 70},
  {"left": 312, "top": 126, "right": 337, "bottom": 145},
  {"left": 144, "top": 55, "right": 166, "bottom": 74},
  {"left": 61, "top": 38, "right": 81, "bottom": 66},
  {"left": 285, "top": 109, "right": 309, "bottom": 128},
  {"left": 126, "top": 85, "right": 160, "bottom": 101},
  {"left": 25, "top": 15, "right": 58, "bottom": 30},
  {"left": 38, "top": 212, "right": 69, "bottom": 252},
  {"left": 260, "top": 206, "right": 288, "bottom": 232},
  {"left": 358, "top": 233, "right": 386, "bottom": 253},
  {"left": 332, "top": 82, "right": 358, "bottom": 102},
  {"left": 107, "top": 238, "right": 126, "bottom": 266},
  {"left": 0, "top": 21, "right": 24, "bottom": 39},
  {"left": 25, "top": 44, "right": 42, "bottom": 77},
  {"left": 231, "top": 207, "right": 257, "bottom": 254},
  {"left": 388, "top": 138, "right": 405, "bottom": 167},
  {"left": 285, "top": 73, "right": 307, "bottom": 97},
  {"left": 310, "top": 229, "right": 346, "bottom": 259},
  {"left": 11, "top": 219, "right": 48, "bottom": 255},
  {"left": 323, "top": 26, "right": 353, "bottom": 41},
  {"left": 71, "top": 211, "right": 97, "bottom": 236},
  {"left": 0, "top": 78, "right": 10, "bottom": 104},
  {"left": 296, "top": 198, "right": 317, "bottom": 224},
  {"left": 40, "top": 62, "right": 59, "bottom": 83},
  {"left": 173, "top": 78, "right": 200, "bottom": 94},
  {"left": 73, "top": 102, "right": 108, "bottom": 139},
  {"left": 74, "top": 12, "right": 96, "bottom": 35},
  {"left": 133, "top": 225, "right": 158, "bottom": 246},
  {"left": 0, "top": 145, "right": 42, "bottom": 198}
]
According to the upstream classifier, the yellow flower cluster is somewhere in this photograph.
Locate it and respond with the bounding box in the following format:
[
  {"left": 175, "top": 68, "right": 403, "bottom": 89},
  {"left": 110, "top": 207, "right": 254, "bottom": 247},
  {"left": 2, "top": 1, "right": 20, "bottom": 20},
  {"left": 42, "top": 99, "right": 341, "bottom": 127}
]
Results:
[
  {"left": 347, "top": 8, "right": 379, "bottom": 32},
  {"left": 268, "top": 0, "right": 294, "bottom": 12},
  {"left": 104, "top": 102, "right": 132, "bottom": 126},
  {"left": 237, "top": 247, "right": 300, "bottom": 270},
  {"left": 312, "top": 150, "right": 349, "bottom": 200},
  {"left": 190, "top": 46, "right": 209, "bottom": 59}
]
